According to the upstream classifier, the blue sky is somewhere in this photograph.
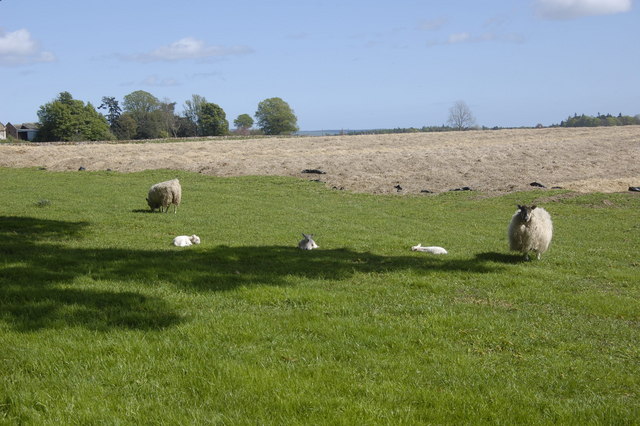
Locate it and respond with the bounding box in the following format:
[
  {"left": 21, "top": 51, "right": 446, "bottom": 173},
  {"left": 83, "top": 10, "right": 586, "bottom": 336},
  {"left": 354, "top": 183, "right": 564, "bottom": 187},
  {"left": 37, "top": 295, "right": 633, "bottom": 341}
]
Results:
[{"left": 1, "top": 0, "right": 638, "bottom": 130}]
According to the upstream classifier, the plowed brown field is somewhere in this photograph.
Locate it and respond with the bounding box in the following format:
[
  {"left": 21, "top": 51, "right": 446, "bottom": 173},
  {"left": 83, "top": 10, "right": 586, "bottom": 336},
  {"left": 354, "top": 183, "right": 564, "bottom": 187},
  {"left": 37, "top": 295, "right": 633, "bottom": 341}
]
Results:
[{"left": 2, "top": 126, "right": 638, "bottom": 194}]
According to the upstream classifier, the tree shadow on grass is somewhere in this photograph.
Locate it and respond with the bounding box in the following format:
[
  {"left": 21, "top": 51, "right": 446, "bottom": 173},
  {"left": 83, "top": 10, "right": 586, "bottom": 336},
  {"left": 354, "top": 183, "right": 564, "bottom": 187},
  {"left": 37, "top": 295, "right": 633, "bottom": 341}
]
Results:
[
  {"left": 152, "top": 245, "right": 506, "bottom": 292},
  {"left": 475, "top": 252, "right": 525, "bottom": 264},
  {"left": 0, "top": 216, "right": 181, "bottom": 332},
  {"left": 1, "top": 216, "right": 509, "bottom": 331}
]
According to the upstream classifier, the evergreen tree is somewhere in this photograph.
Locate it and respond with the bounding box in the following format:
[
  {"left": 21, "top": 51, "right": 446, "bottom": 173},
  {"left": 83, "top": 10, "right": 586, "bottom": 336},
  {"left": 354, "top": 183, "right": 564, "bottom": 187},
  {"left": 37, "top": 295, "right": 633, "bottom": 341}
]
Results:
[{"left": 98, "top": 96, "right": 122, "bottom": 127}]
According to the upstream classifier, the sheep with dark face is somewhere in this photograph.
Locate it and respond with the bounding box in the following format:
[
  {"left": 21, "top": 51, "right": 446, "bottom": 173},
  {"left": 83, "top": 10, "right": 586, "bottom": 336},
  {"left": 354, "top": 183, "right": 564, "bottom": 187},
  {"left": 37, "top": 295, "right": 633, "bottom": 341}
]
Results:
[
  {"left": 508, "top": 204, "right": 553, "bottom": 260},
  {"left": 146, "top": 178, "right": 182, "bottom": 213}
]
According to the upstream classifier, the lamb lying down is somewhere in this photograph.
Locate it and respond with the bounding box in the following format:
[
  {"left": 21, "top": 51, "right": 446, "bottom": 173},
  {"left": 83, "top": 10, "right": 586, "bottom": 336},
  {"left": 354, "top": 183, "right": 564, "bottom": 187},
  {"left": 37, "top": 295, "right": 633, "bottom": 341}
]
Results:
[
  {"left": 173, "top": 235, "right": 201, "bottom": 247},
  {"left": 298, "top": 234, "right": 319, "bottom": 250},
  {"left": 411, "top": 244, "right": 448, "bottom": 254}
]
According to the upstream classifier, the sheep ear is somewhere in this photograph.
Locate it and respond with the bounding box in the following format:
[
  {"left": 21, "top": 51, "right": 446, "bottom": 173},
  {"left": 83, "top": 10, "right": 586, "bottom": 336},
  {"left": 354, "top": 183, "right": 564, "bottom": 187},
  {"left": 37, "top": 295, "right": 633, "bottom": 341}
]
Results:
[
  {"left": 517, "top": 204, "right": 523, "bottom": 210},
  {"left": 531, "top": 205, "right": 537, "bottom": 210}
]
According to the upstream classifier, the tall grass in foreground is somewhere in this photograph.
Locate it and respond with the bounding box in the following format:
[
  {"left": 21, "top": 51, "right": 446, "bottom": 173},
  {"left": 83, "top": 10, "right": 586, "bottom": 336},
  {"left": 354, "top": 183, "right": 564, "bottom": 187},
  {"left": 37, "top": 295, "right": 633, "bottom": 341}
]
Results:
[{"left": 0, "top": 167, "right": 638, "bottom": 424}]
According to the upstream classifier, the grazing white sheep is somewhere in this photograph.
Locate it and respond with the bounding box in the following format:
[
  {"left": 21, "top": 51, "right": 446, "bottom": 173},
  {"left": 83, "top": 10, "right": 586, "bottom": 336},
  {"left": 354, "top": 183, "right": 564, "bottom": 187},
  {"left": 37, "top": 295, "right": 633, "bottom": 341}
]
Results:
[
  {"left": 173, "top": 235, "right": 201, "bottom": 247},
  {"left": 411, "top": 244, "right": 448, "bottom": 254},
  {"left": 298, "top": 233, "right": 319, "bottom": 250},
  {"left": 147, "top": 178, "right": 181, "bottom": 213},
  {"left": 508, "top": 204, "right": 553, "bottom": 260}
]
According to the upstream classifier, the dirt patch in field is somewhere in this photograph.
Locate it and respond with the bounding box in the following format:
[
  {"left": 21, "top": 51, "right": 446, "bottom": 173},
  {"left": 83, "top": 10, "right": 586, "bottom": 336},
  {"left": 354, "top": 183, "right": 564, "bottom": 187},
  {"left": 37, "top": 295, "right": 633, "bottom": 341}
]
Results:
[{"left": 1, "top": 126, "right": 639, "bottom": 195}]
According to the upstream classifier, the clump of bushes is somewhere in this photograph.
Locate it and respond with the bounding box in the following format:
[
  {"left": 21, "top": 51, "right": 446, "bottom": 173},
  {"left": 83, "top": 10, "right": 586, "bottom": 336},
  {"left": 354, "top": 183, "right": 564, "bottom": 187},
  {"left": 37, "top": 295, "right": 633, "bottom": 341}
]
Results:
[{"left": 559, "top": 113, "right": 640, "bottom": 127}]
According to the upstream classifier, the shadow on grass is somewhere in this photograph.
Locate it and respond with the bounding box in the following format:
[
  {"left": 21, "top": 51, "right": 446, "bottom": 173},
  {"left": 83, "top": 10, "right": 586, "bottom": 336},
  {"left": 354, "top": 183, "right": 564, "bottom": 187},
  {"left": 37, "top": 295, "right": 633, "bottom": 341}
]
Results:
[
  {"left": 1, "top": 216, "right": 508, "bottom": 331},
  {"left": 0, "top": 216, "right": 181, "bottom": 332},
  {"left": 475, "top": 252, "right": 525, "bottom": 264}
]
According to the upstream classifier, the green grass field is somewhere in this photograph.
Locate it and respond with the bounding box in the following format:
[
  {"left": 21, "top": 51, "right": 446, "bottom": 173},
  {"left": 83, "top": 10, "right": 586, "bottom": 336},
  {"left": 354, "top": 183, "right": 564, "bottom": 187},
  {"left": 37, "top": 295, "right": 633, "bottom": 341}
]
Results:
[{"left": 1, "top": 167, "right": 638, "bottom": 424}]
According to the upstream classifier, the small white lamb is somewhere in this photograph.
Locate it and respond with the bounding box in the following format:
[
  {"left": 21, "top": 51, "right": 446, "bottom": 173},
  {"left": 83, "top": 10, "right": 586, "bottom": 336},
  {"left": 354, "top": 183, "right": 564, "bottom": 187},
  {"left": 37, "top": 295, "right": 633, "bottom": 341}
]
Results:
[
  {"left": 411, "top": 244, "right": 448, "bottom": 254},
  {"left": 173, "top": 235, "right": 201, "bottom": 247},
  {"left": 298, "top": 233, "right": 319, "bottom": 250},
  {"left": 508, "top": 204, "right": 553, "bottom": 260}
]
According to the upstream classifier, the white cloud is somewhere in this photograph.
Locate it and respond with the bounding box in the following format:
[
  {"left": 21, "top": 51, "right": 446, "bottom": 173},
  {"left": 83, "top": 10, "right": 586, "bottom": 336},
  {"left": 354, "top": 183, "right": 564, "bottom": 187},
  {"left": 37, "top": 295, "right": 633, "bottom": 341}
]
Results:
[
  {"left": 417, "top": 18, "right": 448, "bottom": 31},
  {"left": 535, "top": 0, "right": 633, "bottom": 19},
  {"left": 427, "top": 32, "right": 525, "bottom": 46},
  {"left": 120, "top": 75, "right": 180, "bottom": 87},
  {"left": 0, "top": 28, "right": 55, "bottom": 66},
  {"left": 127, "top": 37, "right": 253, "bottom": 62},
  {"left": 448, "top": 32, "right": 472, "bottom": 44},
  {"left": 141, "top": 75, "right": 179, "bottom": 87},
  {"left": 190, "top": 71, "right": 224, "bottom": 80}
]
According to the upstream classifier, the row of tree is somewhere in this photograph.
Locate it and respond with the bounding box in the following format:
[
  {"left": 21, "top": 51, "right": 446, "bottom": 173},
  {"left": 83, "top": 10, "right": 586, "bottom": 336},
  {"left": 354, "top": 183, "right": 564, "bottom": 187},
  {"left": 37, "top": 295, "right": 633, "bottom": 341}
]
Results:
[
  {"left": 34, "top": 91, "right": 299, "bottom": 142},
  {"left": 558, "top": 113, "right": 640, "bottom": 127},
  {"left": 30, "top": 92, "right": 640, "bottom": 142}
]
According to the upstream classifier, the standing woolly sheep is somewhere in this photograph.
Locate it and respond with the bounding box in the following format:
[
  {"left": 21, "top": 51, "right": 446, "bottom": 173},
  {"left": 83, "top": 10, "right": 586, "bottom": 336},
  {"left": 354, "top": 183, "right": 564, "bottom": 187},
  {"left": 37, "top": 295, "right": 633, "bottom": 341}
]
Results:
[
  {"left": 508, "top": 204, "right": 553, "bottom": 260},
  {"left": 146, "top": 178, "right": 182, "bottom": 213}
]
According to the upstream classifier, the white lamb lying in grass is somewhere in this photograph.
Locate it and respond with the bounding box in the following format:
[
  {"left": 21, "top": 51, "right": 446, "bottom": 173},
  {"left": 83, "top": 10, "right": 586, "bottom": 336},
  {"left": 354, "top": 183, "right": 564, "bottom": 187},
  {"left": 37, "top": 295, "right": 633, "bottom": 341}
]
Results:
[
  {"left": 298, "top": 234, "right": 319, "bottom": 250},
  {"left": 173, "top": 235, "right": 201, "bottom": 247},
  {"left": 411, "top": 244, "right": 448, "bottom": 254}
]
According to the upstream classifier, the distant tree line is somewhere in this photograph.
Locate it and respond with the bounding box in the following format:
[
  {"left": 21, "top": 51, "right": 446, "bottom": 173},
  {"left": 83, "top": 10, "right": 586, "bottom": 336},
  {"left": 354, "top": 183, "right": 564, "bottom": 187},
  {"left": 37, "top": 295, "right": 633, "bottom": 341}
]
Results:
[
  {"left": 558, "top": 113, "right": 640, "bottom": 127},
  {"left": 350, "top": 101, "right": 479, "bottom": 135},
  {"left": 352, "top": 109, "right": 640, "bottom": 136},
  {"left": 34, "top": 91, "right": 298, "bottom": 142},
  {"left": 29, "top": 93, "right": 640, "bottom": 142},
  {"left": 347, "top": 126, "right": 454, "bottom": 136}
]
